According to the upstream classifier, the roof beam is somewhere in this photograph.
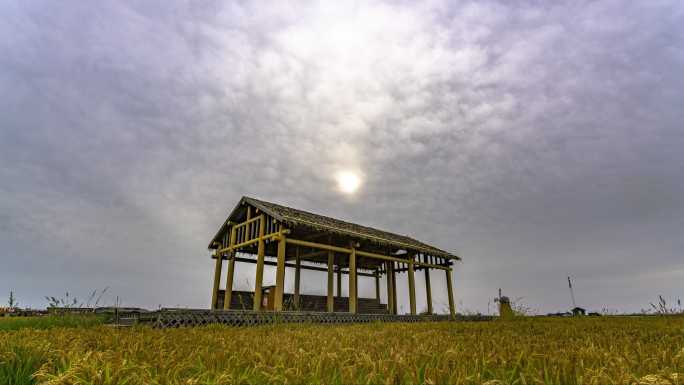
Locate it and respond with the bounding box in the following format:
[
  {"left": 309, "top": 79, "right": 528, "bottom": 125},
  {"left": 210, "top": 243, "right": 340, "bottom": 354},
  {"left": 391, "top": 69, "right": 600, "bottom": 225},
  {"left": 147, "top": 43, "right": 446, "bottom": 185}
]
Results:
[
  {"left": 285, "top": 238, "right": 451, "bottom": 271},
  {"left": 232, "top": 257, "right": 376, "bottom": 277}
]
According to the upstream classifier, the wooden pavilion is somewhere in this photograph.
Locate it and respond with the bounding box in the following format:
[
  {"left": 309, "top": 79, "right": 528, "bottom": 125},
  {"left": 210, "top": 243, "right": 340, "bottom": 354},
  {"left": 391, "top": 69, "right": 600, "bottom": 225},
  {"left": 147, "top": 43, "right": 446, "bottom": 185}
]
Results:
[{"left": 208, "top": 197, "right": 460, "bottom": 317}]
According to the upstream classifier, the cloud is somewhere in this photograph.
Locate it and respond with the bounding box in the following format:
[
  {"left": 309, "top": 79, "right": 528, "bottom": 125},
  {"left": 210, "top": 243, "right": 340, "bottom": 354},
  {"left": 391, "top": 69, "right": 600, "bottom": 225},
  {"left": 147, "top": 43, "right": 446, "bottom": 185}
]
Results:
[{"left": 1, "top": 0, "right": 683, "bottom": 312}]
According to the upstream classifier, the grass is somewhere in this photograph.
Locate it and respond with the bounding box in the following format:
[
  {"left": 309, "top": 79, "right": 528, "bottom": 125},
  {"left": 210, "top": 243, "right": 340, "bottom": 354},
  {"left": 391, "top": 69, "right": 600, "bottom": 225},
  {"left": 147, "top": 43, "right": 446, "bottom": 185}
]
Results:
[
  {"left": 0, "top": 315, "right": 104, "bottom": 331},
  {"left": 0, "top": 345, "right": 46, "bottom": 385},
  {"left": 0, "top": 316, "right": 683, "bottom": 384}
]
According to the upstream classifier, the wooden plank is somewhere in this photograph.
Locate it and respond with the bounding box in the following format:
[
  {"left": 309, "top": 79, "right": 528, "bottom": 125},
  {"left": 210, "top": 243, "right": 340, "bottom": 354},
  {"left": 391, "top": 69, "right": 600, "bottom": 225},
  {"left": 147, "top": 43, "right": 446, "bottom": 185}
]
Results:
[
  {"left": 210, "top": 249, "right": 222, "bottom": 310},
  {"left": 274, "top": 232, "right": 287, "bottom": 311},
  {"left": 234, "top": 215, "right": 259, "bottom": 231},
  {"left": 408, "top": 261, "right": 416, "bottom": 315},
  {"left": 394, "top": 262, "right": 450, "bottom": 272},
  {"left": 356, "top": 250, "right": 411, "bottom": 264},
  {"left": 246, "top": 206, "right": 253, "bottom": 241},
  {"left": 231, "top": 257, "right": 376, "bottom": 277},
  {"left": 283, "top": 238, "right": 452, "bottom": 271},
  {"left": 217, "top": 238, "right": 257, "bottom": 254},
  {"left": 217, "top": 232, "right": 282, "bottom": 254},
  {"left": 286, "top": 238, "right": 350, "bottom": 254},
  {"left": 253, "top": 214, "right": 266, "bottom": 311},
  {"left": 349, "top": 245, "right": 357, "bottom": 314},
  {"left": 375, "top": 270, "right": 380, "bottom": 301},
  {"left": 222, "top": 226, "right": 238, "bottom": 310},
  {"left": 391, "top": 262, "right": 397, "bottom": 314},
  {"left": 386, "top": 261, "right": 394, "bottom": 314},
  {"left": 294, "top": 247, "right": 301, "bottom": 310},
  {"left": 446, "top": 269, "right": 455, "bottom": 319},
  {"left": 216, "top": 213, "right": 284, "bottom": 254},
  {"left": 327, "top": 250, "right": 334, "bottom": 312},
  {"left": 336, "top": 256, "right": 342, "bottom": 297},
  {"left": 223, "top": 258, "right": 235, "bottom": 310},
  {"left": 424, "top": 255, "right": 432, "bottom": 315}
]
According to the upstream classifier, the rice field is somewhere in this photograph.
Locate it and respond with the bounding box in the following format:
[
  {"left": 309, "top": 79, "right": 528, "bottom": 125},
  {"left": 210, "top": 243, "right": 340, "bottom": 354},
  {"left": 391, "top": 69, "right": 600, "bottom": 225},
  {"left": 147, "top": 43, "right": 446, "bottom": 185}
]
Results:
[
  {"left": 0, "top": 315, "right": 103, "bottom": 332},
  {"left": 1, "top": 316, "right": 683, "bottom": 385}
]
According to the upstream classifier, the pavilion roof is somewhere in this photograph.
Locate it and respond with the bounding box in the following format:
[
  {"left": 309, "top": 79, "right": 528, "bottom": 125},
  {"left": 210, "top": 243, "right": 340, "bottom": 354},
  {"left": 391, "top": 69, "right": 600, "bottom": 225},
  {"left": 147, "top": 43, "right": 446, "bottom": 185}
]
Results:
[{"left": 210, "top": 196, "right": 459, "bottom": 260}]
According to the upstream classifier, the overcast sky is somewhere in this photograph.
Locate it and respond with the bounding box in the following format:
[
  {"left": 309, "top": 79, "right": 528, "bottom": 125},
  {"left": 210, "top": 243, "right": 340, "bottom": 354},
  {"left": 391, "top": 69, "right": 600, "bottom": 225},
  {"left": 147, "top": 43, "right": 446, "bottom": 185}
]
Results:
[{"left": 1, "top": 1, "right": 683, "bottom": 314}]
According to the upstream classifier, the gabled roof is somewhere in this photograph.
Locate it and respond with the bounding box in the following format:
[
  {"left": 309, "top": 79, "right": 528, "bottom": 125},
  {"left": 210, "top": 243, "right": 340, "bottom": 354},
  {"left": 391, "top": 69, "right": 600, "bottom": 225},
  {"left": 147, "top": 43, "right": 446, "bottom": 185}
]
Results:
[{"left": 209, "top": 196, "right": 460, "bottom": 260}]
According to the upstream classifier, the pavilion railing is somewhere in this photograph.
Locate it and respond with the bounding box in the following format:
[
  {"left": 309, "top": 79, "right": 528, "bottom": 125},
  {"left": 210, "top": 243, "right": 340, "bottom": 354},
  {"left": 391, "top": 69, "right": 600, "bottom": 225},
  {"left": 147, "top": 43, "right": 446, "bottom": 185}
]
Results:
[{"left": 217, "top": 214, "right": 281, "bottom": 254}]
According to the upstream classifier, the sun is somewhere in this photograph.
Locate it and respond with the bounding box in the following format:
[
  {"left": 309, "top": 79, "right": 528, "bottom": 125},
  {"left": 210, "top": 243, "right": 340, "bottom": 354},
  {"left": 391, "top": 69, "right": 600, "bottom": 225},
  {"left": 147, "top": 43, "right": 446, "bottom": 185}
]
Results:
[{"left": 336, "top": 171, "right": 361, "bottom": 194}]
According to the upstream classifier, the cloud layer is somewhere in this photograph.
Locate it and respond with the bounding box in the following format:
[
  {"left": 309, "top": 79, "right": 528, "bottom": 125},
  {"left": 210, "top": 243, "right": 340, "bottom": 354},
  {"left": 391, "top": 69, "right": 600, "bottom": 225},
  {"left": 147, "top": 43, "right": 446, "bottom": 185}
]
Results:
[{"left": 1, "top": 0, "right": 683, "bottom": 313}]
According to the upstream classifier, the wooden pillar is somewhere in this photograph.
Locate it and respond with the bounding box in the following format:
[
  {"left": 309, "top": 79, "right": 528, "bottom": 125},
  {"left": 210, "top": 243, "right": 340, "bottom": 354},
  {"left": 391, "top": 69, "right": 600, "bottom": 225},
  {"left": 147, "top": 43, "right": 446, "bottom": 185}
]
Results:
[
  {"left": 446, "top": 268, "right": 456, "bottom": 319},
  {"left": 222, "top": 257, "right": 235, "bottom": 310},
  {"left": 374, "top": 269, "right": 380, "bottom": 301},
  {"left": 274, "top": 232, "right": 287, "bottom": 311},
  {"left": 210, "top": 248, "right": 223, "bottom": 310},
  {"left": 336, "top": 261, "right": 342, "bottom": 298},
  {"left": 355, "top": 262, "right": 359, "bottom": 304},
  {"left": 391, "top": 262, "right": 398, "bottom": 314},
  {"left": 424, "top": 266, "right": 433, "bottom": 315},
  {"left": 327, "top": 251, "right": 334, "bottom": 312},
  {"left": 294, "top": 247, "right": 301, "bottom": 310},
  {"left": 253, "top": 214, "right": 266, "bottom": 311},
  {"left": 223, "top": 226, "right": 237, "bottom": 310},
  {"left": 385, "top": 261, "right": 394, "bottom": 314},
  {"left": 349, "top": 245, "right": 357, "bottom": 314},
  {"left": 408, "top": 260, "right": 416, "bottom": 315}
]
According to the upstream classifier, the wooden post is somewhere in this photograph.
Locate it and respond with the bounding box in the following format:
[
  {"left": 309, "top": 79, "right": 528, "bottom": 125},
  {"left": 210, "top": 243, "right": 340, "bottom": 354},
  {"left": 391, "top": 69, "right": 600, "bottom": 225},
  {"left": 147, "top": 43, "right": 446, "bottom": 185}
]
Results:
[
  {"left": 355, "top": 262, "right": 359, "bottom": 305},
  {"left": 446, "top": 268, "right": 456, "bottom": 319},
  {"left": 327, "top": 250, "right": 334, "bottom": 312},
  {"left": 424, "top": 265, "right": 433, "bottom": 315},
  {"left": 374, "top": 269, "right": 380, "bottom": 301},
  {"left": 223, "top": 226, "right": 237, "bottom": 310},
  {"left": 386, "top": 261, "right": 394, "bottom": 314},
  {"left": 223, "top": 257, "right": 235, "bottom": 310},
  {"left": 349, "top": 244, "right": 357, "bottom": 314},
  {"left": 294, "top": 247, "right": 301, "bottom": 310},
  {"left": 336, "top": 262, "right": 342, "bottom": 298},
  {"left": 408, "top": 260, "right": 416, "bottom": 315},
  {"left": 253, "top": 214, "right": 266, "bottom": 311},
  {"left": 391, "top": 262, "right": 398, "bottom": 314},
  {"left": 274, "top": 232, "right": 287, "bottom": 311},
  {"left": 210, "top": 248, "right": 222, "bottom": 310}
]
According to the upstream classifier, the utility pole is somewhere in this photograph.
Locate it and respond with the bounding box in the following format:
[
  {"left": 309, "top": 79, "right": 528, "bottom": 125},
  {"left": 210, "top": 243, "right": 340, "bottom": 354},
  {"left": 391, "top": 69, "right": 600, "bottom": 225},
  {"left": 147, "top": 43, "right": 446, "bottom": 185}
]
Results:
[{"left": 568, "top": 276, "right": 576, "bottom": 309}]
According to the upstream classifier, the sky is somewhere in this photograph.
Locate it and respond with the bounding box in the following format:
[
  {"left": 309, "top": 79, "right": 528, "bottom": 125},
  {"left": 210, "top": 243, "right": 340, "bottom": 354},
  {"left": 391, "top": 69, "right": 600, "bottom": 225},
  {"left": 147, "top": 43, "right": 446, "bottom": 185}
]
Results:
[{"left": 1, "top": 0, "right": 683, "bottom": 314}]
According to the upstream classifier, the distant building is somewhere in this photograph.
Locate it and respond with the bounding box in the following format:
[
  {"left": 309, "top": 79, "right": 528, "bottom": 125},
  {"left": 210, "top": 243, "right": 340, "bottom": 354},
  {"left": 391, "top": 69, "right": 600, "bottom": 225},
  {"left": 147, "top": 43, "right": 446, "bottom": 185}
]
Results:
[
  {"left": 572, "top": 307, "right": 586, "bottom": 316},
  {"left": 547, "top": 311, "right": 573, "bottom": 317},
  {"left": 498, "top": 296, "right": 514, "bottom": 320}
]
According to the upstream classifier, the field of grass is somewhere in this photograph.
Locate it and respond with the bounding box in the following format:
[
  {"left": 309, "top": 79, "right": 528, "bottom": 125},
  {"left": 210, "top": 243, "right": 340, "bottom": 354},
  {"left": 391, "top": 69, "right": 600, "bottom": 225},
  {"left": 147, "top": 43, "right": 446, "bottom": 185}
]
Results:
[
  {"left": 1, "top": 316, "right": 683, "bottom": 385},
  {"left": 0, "top": 315, "right": 104, "bottom": 331}
]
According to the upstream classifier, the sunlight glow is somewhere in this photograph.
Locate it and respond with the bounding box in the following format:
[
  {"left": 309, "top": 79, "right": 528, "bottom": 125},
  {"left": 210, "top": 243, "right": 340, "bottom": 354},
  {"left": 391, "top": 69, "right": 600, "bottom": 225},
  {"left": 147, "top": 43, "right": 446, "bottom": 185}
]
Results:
[{"left": 336, "top": 171, "right": 361, "bottom": 194}]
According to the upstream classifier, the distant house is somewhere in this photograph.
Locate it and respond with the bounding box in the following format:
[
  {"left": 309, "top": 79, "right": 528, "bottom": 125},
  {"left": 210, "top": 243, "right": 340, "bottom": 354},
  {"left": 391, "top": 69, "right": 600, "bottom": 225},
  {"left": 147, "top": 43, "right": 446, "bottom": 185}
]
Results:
[
  {"left": 547, "top": 311, "right": 573, "bottom": 317},
  {"left": 0, "top": 307, "right": 13, "bottom": 316},
  {"left": 207, "top": 196, "right": 461, "bottom": 316},
  {"left": 572, "top": 307, "right": 586, "bottom": 316}
]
